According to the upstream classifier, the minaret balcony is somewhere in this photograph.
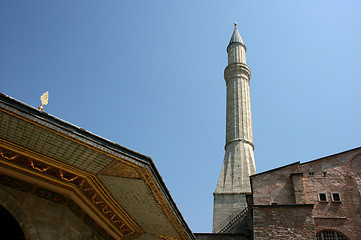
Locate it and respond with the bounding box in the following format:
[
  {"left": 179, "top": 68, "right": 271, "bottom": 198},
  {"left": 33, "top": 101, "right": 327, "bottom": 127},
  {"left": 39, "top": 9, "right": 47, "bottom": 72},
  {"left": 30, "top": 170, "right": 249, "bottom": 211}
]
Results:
[{"left": 224, "top": 63, "right": 251, "bottom": 84}]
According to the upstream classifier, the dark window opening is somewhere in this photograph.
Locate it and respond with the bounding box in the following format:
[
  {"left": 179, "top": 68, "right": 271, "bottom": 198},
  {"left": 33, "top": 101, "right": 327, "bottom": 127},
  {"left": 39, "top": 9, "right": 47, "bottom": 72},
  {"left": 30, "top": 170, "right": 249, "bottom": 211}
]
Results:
[
  {"left": 0, "top": 205, "right": 26, "bottom": 240},
  {"left": 332, "top": 193, "right": 341, "bottom": 202},
  {"left": 319, "top": 193, "right": 327, "bottom": 202},
  {"left": 317, "top": 230, "right": 346, "bottom": 240}
]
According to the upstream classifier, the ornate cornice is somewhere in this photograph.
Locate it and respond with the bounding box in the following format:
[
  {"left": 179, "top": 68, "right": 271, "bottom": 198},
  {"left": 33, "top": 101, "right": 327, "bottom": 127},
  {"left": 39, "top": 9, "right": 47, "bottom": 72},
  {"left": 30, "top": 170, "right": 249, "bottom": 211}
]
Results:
[
  {"left": 0, "top": 145, "right": 137, "bottom": 239},
  {"left": 0, "top": 142, "right": 192, "bottom": 240}
]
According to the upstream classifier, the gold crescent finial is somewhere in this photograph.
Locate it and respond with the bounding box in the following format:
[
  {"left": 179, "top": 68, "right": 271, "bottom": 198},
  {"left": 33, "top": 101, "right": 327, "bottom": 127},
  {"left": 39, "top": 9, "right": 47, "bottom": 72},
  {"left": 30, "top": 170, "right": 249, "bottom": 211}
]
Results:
[
  {"left": 38, "top": 91, "right": 49, "bottom": 110},
  {"left": 234, "top": 22, "right": 237, "bottom": 27}
]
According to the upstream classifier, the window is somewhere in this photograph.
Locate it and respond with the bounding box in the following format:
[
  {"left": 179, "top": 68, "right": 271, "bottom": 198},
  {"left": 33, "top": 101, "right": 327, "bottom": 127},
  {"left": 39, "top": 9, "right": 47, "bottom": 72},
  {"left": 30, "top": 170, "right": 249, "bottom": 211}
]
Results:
[
  {"left": 318, "top": 193, "right": 328, "bottom": 202},
  {"left": 331, "top": 193, "right": 341, "bottom": 202},
  {"left": 317, "top": 230, "right": 346, "bottom": 240}
]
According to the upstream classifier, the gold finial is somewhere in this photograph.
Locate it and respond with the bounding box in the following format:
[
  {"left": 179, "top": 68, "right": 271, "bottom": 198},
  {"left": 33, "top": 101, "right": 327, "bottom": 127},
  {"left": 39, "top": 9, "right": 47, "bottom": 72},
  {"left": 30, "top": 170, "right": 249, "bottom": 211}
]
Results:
[
  {"left": 38, "top": 91, "right": 49, "bottom": 110},
  {"left": 234, "top": 22, "right": 237, "bottom": 27}
]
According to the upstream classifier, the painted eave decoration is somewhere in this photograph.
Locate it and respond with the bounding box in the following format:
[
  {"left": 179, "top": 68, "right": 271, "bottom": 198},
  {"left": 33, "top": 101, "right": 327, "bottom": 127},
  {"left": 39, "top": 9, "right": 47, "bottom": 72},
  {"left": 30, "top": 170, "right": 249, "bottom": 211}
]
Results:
[{"left": 0, "top": 93, "right": 194, "bottom": 240}]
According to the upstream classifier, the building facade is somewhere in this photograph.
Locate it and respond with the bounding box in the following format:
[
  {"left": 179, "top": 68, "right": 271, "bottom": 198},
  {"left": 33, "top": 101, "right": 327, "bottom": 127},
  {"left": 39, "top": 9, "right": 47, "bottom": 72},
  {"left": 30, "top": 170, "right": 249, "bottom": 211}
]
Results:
[
  {"left": 250, "top": 147, "right": 361, "bottom": 240},
  {"left": 209, "top": 25, "right": 361, "bottom": 240},
  {"left": 1, "top": 24, "right": 360, "bottom": 240}
]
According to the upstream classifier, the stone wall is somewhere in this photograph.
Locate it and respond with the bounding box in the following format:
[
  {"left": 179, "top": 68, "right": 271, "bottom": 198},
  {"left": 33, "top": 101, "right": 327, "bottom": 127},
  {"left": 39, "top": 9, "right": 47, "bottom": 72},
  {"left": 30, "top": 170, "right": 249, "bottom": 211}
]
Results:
[
  {"left": 252, "top": 205, "right": 315, "bottom": 240},
  {"left": 213, "top": 193, "right": 248, "bottom": 232}
]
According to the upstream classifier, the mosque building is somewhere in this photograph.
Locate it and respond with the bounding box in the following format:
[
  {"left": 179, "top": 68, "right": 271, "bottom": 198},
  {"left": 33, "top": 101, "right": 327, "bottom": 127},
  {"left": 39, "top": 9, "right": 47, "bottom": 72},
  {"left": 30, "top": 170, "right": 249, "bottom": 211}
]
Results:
[{"left": 0, "top": 24, "right": 360, "bottom": 240}]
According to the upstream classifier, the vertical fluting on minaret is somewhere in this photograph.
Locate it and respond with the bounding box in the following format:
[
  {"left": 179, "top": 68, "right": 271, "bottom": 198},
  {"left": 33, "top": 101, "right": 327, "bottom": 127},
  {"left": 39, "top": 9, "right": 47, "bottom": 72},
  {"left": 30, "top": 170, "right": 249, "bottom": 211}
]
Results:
[{"left": 213, "top": 23, "right": 256, "bottom": 232}]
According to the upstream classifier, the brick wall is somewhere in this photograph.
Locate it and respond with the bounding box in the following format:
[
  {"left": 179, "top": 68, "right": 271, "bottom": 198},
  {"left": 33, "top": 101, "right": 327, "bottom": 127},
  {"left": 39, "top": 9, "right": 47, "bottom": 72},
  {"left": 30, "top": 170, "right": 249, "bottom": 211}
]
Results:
[
  {"left": 301, "top": 151, "right": 361, "bottom": 239},
  {"left": 250, "top": 147, "right": 361, "bottom": 239},
  {"left": 252, "top": 205, "right": 315, "bottom": 240},
  {"left": 251, "top": 163, "right": 300, "bottom": 205}
]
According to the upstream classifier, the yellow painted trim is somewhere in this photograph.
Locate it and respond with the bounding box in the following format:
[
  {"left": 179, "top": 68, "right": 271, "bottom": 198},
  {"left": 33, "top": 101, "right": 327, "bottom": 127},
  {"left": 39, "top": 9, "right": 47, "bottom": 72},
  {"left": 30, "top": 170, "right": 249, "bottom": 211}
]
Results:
[
  {"left": 139, "top": 168, "right": 190, "bottom": 240},
  {"left": 0, "top": 144, "right": 143, "bottom": 239}
]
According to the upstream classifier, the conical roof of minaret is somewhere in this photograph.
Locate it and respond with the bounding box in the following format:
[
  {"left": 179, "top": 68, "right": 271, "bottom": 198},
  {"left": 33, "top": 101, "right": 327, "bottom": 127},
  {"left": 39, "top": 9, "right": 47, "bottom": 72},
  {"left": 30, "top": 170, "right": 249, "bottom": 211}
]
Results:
[{"left": 229, "top": 22, "right": 244, "bottom": 45}]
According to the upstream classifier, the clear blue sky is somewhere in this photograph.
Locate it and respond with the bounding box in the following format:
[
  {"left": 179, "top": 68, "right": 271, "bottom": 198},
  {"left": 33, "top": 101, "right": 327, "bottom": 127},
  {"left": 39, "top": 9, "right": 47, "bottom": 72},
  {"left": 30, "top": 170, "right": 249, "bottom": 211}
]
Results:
[{"left": 1, "top": 1, "right": 361, "bottom": 233}]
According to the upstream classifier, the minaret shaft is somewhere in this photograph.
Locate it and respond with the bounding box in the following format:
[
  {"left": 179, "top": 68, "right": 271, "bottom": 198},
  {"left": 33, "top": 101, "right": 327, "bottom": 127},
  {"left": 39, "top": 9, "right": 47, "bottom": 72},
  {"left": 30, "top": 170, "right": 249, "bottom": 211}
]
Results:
[
  {"left": 217, "top": 63, "right": 255, "bottom": 193},
  {"left": 213, "top": 25, "right": 256, "bottom": 233},
  {"left": 226, "top": 69, "right": 253, "bottom": 144}
]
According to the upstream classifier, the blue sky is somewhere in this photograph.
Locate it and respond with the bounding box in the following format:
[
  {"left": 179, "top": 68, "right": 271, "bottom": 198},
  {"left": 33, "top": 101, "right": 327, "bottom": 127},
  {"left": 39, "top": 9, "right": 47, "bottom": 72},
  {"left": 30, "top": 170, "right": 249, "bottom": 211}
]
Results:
[{"left": 1, "top": 1, "right": 361, "bottom": 233}]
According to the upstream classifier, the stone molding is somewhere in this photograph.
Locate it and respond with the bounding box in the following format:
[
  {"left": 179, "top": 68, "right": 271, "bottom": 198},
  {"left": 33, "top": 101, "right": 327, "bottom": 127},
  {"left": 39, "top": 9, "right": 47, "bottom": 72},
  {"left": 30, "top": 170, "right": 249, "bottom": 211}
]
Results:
[
  {"left": 224, "top": 63, "right": 251, "bottom": 83},
  {"left": 224, "top": 138, "right": 254, "bottom": 150}
]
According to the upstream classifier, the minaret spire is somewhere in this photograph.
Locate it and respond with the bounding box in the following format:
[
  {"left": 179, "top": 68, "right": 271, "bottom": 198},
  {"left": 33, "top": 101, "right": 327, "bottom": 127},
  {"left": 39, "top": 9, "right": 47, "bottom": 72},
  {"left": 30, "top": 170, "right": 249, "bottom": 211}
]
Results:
[
  {"left": 213, "top": 24, "right": 256, "bottom": 232},
  {"left": 229, "top": 22, "right": 244, "bottom": 46}
]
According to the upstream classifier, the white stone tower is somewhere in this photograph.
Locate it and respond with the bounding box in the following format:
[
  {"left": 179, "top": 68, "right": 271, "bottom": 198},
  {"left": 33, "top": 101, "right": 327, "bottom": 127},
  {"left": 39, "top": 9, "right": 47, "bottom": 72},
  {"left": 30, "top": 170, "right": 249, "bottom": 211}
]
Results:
[{"left": 213, "top": 23, "right": 256, "bottom": 232}]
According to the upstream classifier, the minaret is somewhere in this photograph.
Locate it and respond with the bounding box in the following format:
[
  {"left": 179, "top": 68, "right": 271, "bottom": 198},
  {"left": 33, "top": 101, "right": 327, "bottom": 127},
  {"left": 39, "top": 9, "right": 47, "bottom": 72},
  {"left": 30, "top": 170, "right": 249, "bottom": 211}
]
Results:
[{"left": 213, "top": 23, "right": 256, "bottom": 232}]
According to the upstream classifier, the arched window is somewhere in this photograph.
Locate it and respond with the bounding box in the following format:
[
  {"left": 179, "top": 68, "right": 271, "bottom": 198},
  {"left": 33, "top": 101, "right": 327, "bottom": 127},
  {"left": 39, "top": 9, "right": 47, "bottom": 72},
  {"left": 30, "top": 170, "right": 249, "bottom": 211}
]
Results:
[
  {"left": 317, "top": 230, "right": 347, "bottom": 240},
  {"left": 0, "top": 204, "right": 26, "bottom": 240}
]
